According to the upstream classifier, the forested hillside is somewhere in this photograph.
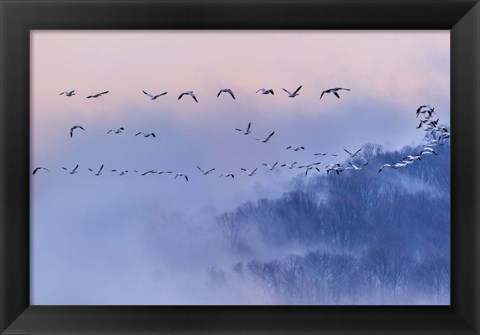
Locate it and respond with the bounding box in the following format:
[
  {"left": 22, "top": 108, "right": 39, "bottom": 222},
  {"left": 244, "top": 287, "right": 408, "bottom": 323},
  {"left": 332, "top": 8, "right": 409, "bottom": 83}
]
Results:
[{"left": 212, "top": 142, "right": 450, "bottom": 304}]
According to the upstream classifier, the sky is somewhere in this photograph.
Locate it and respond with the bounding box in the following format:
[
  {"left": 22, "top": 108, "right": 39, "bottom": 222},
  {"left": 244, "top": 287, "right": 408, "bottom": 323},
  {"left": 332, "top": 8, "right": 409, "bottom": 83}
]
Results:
[{"left": 30, "top": 31, "right": 450, "bottom": 305}]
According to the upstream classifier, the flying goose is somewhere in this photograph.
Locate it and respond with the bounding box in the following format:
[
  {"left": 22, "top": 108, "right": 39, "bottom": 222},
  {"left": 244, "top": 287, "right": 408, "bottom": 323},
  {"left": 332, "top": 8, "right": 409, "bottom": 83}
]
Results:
[
  {"left": 135, "top": 132, "right": 156, "bottom": 138},
  {"left": 326, "top": 163, "right": 343, "bottom": 175},
  {"left": 88, "top": 164, "right": 104, "bottom": 176},
  {"left": 240, "top": 168, "right": 258, "bottom": 176},
  {"left": 345, "top": 162, "right": 368, "bottom": 171},
  {"left": 60, "top": 90, "right": 75, "bottom": 96},
  {"left": 416, "top": 119, "right": 428, "bottom": 129},
  {"left": 286, "top": 146, "right": 305, "bottom": 151},
  {"left": 158, "top": 171, "right": 173, "bottom": 175},
  {"left": 70, "top": 125, "right": 85, "bottom": 138},
  {"left": 282, "top": 86, "right": 302, "bottom": 98},
  {"left": 344, "top": 147, "right": 362, "bottom": 158},
  {"left": 439, "top": 132, "right": 450, "bottom": 141},
  {"left": 219, "top": 173, "right": 235, "bottom": 178},
  {"left": 62, "top": 164, "right": 79, "bottom": 174},
  {"left": 235, "top": 122, "right": 252, "bottom": 135},
  {"left": 107, "top": 127, "right": 125, "bottom": 134},
  {"left": 303, "top": 165, "right": 320, "bottom": 176},
  {"left": 280, "top": 162, "right": 298, "bottom": 169},
  {"left": 378, "top": 163, "right": 396, "bottom": 173},
  {"left": 217, "top": 88, "right": 235, "bottom": 99},
  {"left": 33, "top": 167, "right": 49, "bottom": 175},
  {"left": 403, "top": 154, "right": 421, "bottom": 162},
  {"left": 420, "top": 146, "right": 436, "bottom": 152},
  {"left": 262, "top": 161, "right": 278, "bottom": 171},
  {"left": 119, "top": 170, "right": 129, "bottom": 176},
  {"left": 393, "top": 162, "right": 408, "bottom": 168},
  {"left": 255, "top": 131, "right": 275, "bottom": 143},
  {"left": 297, "top": 162, "right": 321, "bottom": 169},
  {"left": 178, "top": 91, "right": 198, "bottom": 102},
  {"left": 256, "top": 88, "right": 274, "bottom": 95},
  {"left": 197, "top": 166, "right": 215, "bottom": 175},
  {"left": 141, "top": 170, "right": 157, "bottom": 176},
  {"left": 143, "top": 90, "right": 167, "bottom": 100},
  {"left": 428, "top": 118, "right": 440, "bottom": 127},
  {"left": 320, "top": 87, "right": 351, "bottom": 99},
  {"left": 87, "top": 91, "right": 109, "bottom": 98},
  {"left": 416, "top": 105, "right": 435, "bottom": 118},
  {"left": 419, "top": 148, "right": 438, "bottom": 156},
  {"left": 175, "top": 173, "right": 189, "bottom": 181}
]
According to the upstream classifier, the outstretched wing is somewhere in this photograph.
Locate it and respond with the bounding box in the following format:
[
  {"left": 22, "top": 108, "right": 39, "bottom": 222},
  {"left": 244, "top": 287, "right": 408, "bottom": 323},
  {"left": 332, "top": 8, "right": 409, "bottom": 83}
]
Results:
[
  {"left": 353, "top": 148, "right": 362, "bottom": 156},
  {"left": 265, "top": 131, "right": 275, "bottom": 141},
  {"left": 191, "top": 94, "right": 198, "bottom": 103},
  {"left": 154, "top": 92, "right": 167, "bottom": 98},
  {"left": 143, "top": 90, "right": 153, "bottom": 98},
  {"left": 293, "top": 86, "right": 302, "bottom": 94},
  {"left": 228, "top": 89, "right": 235, "bottom": 100}
]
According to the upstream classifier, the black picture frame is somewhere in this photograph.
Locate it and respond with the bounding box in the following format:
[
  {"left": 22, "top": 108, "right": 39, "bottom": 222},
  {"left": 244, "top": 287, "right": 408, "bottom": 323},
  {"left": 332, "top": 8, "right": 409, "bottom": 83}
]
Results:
[{"left": 1, "top": 0, "right": 479, "bottom": 334}]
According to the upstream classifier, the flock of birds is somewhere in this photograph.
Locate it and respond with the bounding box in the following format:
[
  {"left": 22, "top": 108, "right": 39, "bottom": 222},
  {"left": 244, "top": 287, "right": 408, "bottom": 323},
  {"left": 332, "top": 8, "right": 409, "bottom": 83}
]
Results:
[
  {"left": 33, "top": 88, "right": 450, "bottom": 182},
  {"left": 59, "top": 86, "right": 351, "bottom": 102},
  {"left": 378, "top": 105, "right": 450, "bottom": 173}
]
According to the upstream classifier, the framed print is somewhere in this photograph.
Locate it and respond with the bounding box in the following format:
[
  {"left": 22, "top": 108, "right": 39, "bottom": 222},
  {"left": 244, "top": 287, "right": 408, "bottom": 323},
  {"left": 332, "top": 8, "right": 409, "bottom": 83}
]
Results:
[{"left": 1, "top": 0, "right": 479, "bottom": 334}]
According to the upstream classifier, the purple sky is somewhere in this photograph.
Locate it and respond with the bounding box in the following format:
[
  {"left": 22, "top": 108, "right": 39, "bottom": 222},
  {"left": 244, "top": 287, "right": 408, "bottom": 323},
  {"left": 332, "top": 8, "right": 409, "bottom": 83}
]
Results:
[{"left": 30, "top": 31, "right": 450, "bottom": 305}]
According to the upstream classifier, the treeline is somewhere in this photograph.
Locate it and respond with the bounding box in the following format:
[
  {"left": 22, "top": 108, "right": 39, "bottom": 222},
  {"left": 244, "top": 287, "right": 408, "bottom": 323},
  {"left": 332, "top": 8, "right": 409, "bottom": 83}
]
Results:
[{"left": 213, "top": 141, "right": 450, "bottom": 304}]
